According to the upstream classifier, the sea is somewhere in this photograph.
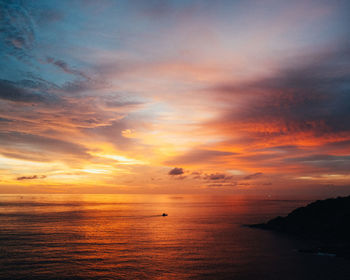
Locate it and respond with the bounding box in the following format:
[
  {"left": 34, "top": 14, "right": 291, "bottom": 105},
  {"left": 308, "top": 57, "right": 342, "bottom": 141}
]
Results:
[{"left": 0, "top": 194, "right": 350, "bottom": 280}]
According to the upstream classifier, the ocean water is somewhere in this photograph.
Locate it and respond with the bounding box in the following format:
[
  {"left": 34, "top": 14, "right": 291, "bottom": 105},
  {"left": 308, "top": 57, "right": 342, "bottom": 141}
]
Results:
[{"left": 0, "top": 194, "right": 349, "bottom": 280}]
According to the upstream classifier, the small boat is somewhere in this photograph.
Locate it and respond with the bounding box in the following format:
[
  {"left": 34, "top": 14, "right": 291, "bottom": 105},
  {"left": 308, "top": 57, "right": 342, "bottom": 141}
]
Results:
[{"left": 162, "top": 213, "right": 168, "bottom": 216}]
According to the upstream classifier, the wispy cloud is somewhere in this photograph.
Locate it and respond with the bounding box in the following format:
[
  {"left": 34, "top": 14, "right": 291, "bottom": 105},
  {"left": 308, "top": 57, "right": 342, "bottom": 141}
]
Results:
[
  {"left": 243, "top": 172, "right": 263, "bottom": 180},
  {"left": 0, "top": 0, "right": 349, "bottom": 193},
  {"left": 168, "top": 167, "right": 184, "bottom": 175},
  {"left": 17, "top": 175, "right": 46, "bottom": 180},
  {"left": 46, "top": 57, "right": 89, "bottom": 79},
  {"left": 0, "top": 1, "right": 36, "bottom": 59}
]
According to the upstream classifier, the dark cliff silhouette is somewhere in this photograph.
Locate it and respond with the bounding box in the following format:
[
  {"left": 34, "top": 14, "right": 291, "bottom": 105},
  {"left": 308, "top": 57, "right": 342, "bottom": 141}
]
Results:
[
  {"left": 250, "top": 196, "right": 350, "bottom": 258},
  {"left": 251, "top": 196, "right": 350, "bottom": 239}
]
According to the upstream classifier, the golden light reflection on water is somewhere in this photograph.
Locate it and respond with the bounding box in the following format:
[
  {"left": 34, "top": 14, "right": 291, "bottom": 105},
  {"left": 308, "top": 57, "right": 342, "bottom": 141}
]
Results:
[{"left": 1, "top": 194, "right": 348, "bottom": 279}]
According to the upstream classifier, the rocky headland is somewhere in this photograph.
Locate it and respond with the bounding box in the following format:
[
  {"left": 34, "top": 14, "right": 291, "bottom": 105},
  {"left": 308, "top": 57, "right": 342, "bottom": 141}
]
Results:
[{"left": 250, "top": 196, "right": 350, "bottom": 258}]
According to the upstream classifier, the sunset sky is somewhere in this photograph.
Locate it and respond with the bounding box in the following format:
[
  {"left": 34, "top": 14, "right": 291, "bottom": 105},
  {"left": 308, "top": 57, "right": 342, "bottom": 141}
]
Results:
[{"left": 1, "top": 0, "right": 350, "bottom": 194}]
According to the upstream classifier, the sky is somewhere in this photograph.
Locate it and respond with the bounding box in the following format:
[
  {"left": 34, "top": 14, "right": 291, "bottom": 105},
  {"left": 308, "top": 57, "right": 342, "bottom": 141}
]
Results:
[{"left": 0, "top": 0, "right": 350, "bottom": 195}]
